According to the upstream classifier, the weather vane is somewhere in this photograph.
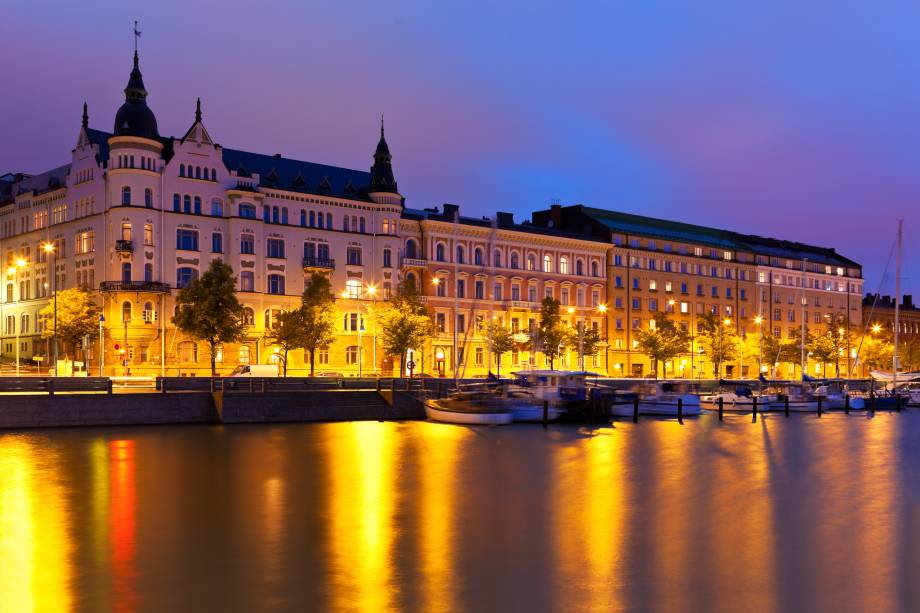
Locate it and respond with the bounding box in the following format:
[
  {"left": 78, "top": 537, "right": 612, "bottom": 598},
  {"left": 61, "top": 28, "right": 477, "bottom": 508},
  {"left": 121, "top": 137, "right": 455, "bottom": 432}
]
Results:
[{"left": 133, "top": 20, "right": 142, "bottom": 53}]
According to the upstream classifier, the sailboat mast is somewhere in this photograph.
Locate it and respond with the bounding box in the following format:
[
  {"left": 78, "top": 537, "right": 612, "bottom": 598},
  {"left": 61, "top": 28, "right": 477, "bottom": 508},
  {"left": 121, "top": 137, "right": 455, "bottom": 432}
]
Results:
[
  {"left": 894, "top": 219, "right": 903, "bottom": 390},
  {"left": 453, "top": 209, "right": 460, "bottom": 388},
  {"left": 801, "top": 257, "right": 807, "bottom": 378}
]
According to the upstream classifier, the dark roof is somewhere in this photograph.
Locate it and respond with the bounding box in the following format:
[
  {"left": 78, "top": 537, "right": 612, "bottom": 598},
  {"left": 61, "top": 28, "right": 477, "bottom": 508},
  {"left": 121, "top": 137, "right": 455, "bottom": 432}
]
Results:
[
  {"left": 113, "top": 52, "right": 159, "bottom": 139},
  {"left": 221, "top": 148, "right": 371, "bottom": 199}
]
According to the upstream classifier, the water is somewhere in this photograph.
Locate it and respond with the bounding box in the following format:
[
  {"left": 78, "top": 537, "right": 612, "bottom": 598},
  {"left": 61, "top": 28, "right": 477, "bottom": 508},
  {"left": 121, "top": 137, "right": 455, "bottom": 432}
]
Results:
[{"left": 1, "top": 413, "right": 919, "bottom": 613}]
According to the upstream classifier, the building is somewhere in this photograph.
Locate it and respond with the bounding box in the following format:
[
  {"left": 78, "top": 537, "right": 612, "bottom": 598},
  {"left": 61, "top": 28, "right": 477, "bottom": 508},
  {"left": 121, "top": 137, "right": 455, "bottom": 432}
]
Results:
[
  {"left": 0, "top": 49, "right": 865, "bottom": 378},
  {"left": 863, "top": 294, "right": 920, "bottom": 338}
]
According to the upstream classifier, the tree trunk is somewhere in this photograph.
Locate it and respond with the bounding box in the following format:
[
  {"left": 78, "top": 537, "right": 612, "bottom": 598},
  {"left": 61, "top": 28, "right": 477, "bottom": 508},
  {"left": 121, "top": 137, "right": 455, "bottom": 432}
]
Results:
[
  {"left": 400, "top": 351, "right": 406, "bottom": 378},
  {"left": 283, "top": 348, "right": 288, "bottom": 376},
  {"left": 209, "top": 341, "right": 217, "bottom": 377},
  {"left": 496, "top": 353, "right": 501, "bottom": 378},
  {"left": 309, "top": 349, "right": 315, "bottom": 376}
]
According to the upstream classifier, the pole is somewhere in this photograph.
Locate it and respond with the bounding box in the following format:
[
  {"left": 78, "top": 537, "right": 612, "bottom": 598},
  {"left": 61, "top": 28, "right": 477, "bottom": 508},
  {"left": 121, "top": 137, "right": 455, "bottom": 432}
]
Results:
[
  {"left": 52, "top": 249, "right": 58, "bottom": 376},
  {"left": 893, "top": 219, "right": 902, "bottom": 395},
  {"left": 800, "top": 258, "right": 807, "bottom": 379},
  {"left": 98, "top": 315, "right": 105, "bottom": 376},
  {"left": 123, "top": 318, "right": 129, "bottom": 377},
  {"left": 13, "top": 267, "right": 20, "bottom": 377},
  {"left": 357, "top": 301, "right": 363, "bottom": 378},
  {"left": 578, "top": 320, "right": 585, "bottom": 371}
]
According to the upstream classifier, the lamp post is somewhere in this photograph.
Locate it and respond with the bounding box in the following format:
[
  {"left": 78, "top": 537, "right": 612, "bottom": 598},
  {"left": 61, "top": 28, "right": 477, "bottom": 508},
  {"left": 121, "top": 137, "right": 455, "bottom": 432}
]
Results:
[
  {"left": 721, "top": 317, "right": 732, "bottom": 379},
  {"left": 366, "top": 284, "right": 378, "bottom": 377},
  {"left": 42, "top": 243, "right": 57, "bottom": 376},
  {"left": 754, "top": 316, "right": 764, "bottom": 379},
  {"left": 597, "top": 303, "right": 607, "bottom": 374},
  {"left": 99, "top": 314, "right": 105, "bottom": 376},
  {"left": 9, "top": 259, "right": 27, "bottom": 376}
]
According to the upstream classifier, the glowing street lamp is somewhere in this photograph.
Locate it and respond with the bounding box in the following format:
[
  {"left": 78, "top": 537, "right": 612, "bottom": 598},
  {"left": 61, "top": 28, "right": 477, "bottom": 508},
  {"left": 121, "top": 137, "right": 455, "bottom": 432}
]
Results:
[
  {"left": 753, "top": 315, "right": 764, "bottom": 378},
  {"left": 871, "top": 323, "right": 882, "bottom": 335}
]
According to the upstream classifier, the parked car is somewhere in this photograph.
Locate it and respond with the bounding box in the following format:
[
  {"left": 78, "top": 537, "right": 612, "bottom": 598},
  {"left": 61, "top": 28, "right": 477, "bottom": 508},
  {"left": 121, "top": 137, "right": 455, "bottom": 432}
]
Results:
[
  {"left": 313, "top": 371, "right": 343, "bottom": 378},
  {"left": 228, "top": 364, "right": 280, "bottom": 377}
]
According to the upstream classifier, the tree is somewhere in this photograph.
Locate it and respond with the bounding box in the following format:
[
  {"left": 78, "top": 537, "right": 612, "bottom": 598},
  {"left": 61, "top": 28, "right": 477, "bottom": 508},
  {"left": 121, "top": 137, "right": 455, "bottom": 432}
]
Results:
[
  {"left": 808, "top": 332, "right": 838, "bottom": 378},
  {"left": 858, "top": 335, "right": 893, "bottom": 373},
  {"left": 377, "top": 281, "right": 433, "bottom": 376},
  {"left": 900, "top": 337, "right": 920, "bottom": 372},
  {"left": 300, "top": 273, "right": 337, "bottom": 375},
  {"left": 577, "top": 325, "right": 605, "bottom": 371},
  {"left": 697, "top": 312, "right": 738, "bottom": 378},
  {"left": 486, "top": 323, "right": 516, "bottom": 377},
  {"left": 634, "top": 312, "right": 689, "bottom": 379},
  {"left": 759, "top": 333, "right": 783, "bottom": 379},
  {"left": 536, "top": 297, "right": 570, "bottom": 369},
  {"left": 784, "top": 326, "right": 814, "bottom": 378},
  {"left": 39, "top": 287, "right": 101, "bottom": 361},
  {"left": 266, "top": 309, "right": 307, "bottom": 376},
  {"left": 172, "top": 260, "right": 246, "bottom": 376}
]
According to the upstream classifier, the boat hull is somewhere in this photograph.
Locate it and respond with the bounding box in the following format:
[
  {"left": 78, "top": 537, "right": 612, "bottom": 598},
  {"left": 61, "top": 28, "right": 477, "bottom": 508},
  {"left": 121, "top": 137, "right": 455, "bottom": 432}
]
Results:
[
  {"left": 767, "top": 400, "right": 819, "bottom": 412},
  {"left": 424, "top": 401, "right": 514, "bottom": 425},
  {"left": 610, "top": 401, "right": 702, "bottom": 417},
  {"left": 510, "top": 405, "right": 564, "bottom": 422}
]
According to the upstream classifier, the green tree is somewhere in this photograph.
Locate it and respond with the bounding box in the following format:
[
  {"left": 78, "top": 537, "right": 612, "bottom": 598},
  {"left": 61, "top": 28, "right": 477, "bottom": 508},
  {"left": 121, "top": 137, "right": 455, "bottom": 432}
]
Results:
[
  {"left": 577, "top": 325, "right": 605, "bottom": 371},
  {"left": 172, "top": 260, "right": 246, "bottom": 376},
  {"left": 900, "top": 337, "right": 920, "bottom": 371},
  {"left": 783, "top": 326, "right": 814, "bottom": 378},
  {"left": 39, "top": 286, "right": 101, "bottom": 361},
  {"left": 300, "top": 273, "right": 337, "bottom": 375},
  {"left": 759, "top": 333, "right": 783, "bottom": 379},
  {"left": 487, "top": 323, "right": 516, "bottom": 377},
  {"left": 697, "top": 312, "right": 738, "bottom": 378},
  {"left": 858, "top": 335, "right": 893, "bottom": 373},
  {"left": 808, "top": 331, "right": 838, "bottom": 378},
  {"left": 634, "top": 312, "right": 689, "bottom": 379},
  {"left": 266, "top": 309, "right": 307, "bottom": 376},
  {"left": 536, "top": 297, "right": 570, "bottom": 369},
  {"left": 377, "top": 281, "right": 433, "bottom": 376}
]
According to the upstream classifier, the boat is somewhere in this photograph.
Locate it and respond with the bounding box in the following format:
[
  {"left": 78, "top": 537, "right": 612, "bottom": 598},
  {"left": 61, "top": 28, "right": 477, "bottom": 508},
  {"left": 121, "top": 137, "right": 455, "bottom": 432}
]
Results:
[
  {"left": 610, "top": 381, "right": 701, "bottom": 417},
  {"left": 767, "top": 384, "right": 821, "bottom": 412},
  {"left": 509, "top": 370, "right": 597, "bottom": 406},
  {"left": 700, "top": 384, "right": 775, "bottom": 411},
  {"left": 424, "top": 391, "right": 515, "bottom": 425}
]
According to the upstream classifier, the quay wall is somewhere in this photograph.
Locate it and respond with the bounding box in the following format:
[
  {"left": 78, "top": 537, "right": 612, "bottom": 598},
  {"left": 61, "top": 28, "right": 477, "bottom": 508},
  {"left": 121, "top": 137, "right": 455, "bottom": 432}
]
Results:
[{"left": 0, "top": 390, "right": 426, "bottom": 430}]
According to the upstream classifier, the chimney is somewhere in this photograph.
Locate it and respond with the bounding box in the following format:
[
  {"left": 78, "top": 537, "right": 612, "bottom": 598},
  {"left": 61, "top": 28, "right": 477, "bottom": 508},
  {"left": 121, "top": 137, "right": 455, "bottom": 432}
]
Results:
[
  {"left": 550, "top": 204, "right": 562, "bottom": 228},
  {"left": 904, "top": 295, "right": 914, "bottom": 309},
  {"left": 495, "top": 211, "right": 514, "bottom": 227},
  {"left": 442, "top": 203, "right": 459, "bottom": 220}
]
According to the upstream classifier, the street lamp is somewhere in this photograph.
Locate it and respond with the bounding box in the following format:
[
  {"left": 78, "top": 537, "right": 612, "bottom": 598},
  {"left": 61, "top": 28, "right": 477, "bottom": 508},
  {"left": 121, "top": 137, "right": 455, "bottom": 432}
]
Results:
[
  {"left": 720, "top": 317, "right": 731, "bottom": 379},
  {"left": 366, "top": 284, "right": 378, "bottom": 376},
  {"left": 9, "top": 259, "right": 27, "bottom": 376},
  {"left": 754, "top": 315, "right": 764, "bottom": 381},
  {"left": 42, "top": 242, "right": 57, "bottom": 376}
]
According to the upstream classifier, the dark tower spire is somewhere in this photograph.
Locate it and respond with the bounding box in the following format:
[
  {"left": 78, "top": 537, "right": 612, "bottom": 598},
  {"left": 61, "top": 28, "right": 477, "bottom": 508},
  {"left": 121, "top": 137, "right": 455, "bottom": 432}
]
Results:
[
  {"left": 113, "top": 32, "right": 159, "bottom": 138},
  {"left": 195, "top": 97, "right": 202, "bottom": 123},
  {"left": 369, "top": 115, "right": 398, "bottom": 194},
  {"left": 82, "top": 102, "right": 88, "bottom": 129}
]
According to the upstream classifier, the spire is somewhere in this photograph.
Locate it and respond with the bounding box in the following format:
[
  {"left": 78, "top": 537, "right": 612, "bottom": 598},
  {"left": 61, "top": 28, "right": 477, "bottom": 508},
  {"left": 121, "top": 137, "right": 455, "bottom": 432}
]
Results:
[
  {"left": 113, "top": 32, "right": 159, "bottom": 138},
  {"left": 82, "top": 102, "right": 88, "bottom": 129},
  {"left": 369, "top": 116, "right": 398, "bottom": 195},
  {"left": 195, "top": 97, "right": 202, "bottom": 123}
]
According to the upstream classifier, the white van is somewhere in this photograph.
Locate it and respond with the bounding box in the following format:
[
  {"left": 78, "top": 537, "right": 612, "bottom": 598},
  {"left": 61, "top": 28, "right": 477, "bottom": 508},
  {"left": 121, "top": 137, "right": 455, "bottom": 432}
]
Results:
[{"left": 228, "top": 364, "right": 280, "bottom": 377}]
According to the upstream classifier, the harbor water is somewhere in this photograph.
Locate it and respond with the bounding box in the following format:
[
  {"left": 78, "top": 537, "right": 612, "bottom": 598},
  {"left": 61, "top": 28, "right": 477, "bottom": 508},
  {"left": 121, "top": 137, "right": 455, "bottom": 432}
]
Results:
[{"left": 1, "top": 412, "right": 919, "bottom": 612}]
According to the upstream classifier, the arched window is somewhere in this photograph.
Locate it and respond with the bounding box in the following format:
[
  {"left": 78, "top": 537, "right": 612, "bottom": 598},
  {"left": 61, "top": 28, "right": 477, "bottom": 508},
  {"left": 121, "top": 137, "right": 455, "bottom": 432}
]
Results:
[
  {"left": 270, "top": 207, "right": 279, "bottom": 224},
  {"left": 591, "top": 261, "right": 599, "bottom": 277},
  {"left": 575, "top": 259, "right": 584, "bottom": 275},
  {"left": 263, "top": 205, "right": 271, "bottom": 223},
  {"left": 300, "top": 210, "right": 306, "bottom": 227},
  {"left": 183, "top": 195, "right": 191, "bottom": 213},
  {"left": 406, "top": 239, "right": 418, "bottom": 259},
  {"left": 493, "top": 250, "right": 502, "bottom": 268},
  {"left": 559, "top": 257, "right": 568, "bottom": 274},
  {"left": 173, "top": 193, "right": 180, "bottom": 212},
  {"left": 121, "top": 300, "right": 132, "bottom": 322},
  {"left": 210, "top": 168, "right": 216, "bottom": 181},
  {"left": 178, "top": 341, "right": 198, "bottom": 363},
  {"left": 242, "top": 307, "right": 254, "bottom": 326},
  {"left": 308, "top": 211, "right": 315, "bottom": 227},
  {"left": 456, "top": 245, "right": 465, "bottom": 264},
  {"left": 527, "top": 254, "right": 536, "bottom": 271},
  {"left": 144, "top": 188, "right": 153, "bottom": 208},
  {"left": 142, "top": 301, "right": 153, "bottom": 323},
  {"left": 121, "top": 262, "right": 131, "bottom": 282},
  {"left": 326, "top": 213, "right": 332, "bottom": 229},
  {"left": 176, "top": 267, "right": 198, "bottom": 288},
  {"left": 239, "top": 203, "right": 256, "bottom": 219},
  {"left": 543, "top": 254, "right": 552, "bottom": 273},
  {"left": 21, "top": 314, "right": 29, "bottom": 333},
  {"left": 405, "top": 272, "right": 417, "bottom": 292},
  {"left": 351, "top": 216, "right": 358, "bottom": 231},
  {"left": 510, "top": 252, "right": 519, "bottom": 269},
  {"left": 435, "top": 243, "right": 446, "bottom": 262},
  {"left": 281, "top": 208, "right": 289, "bottom": 224},
  {"left": 359, "top": 217, "right": 366, "bottom": 233},
  {"left": 193, "top": 196, "right": 201, "bottom": 215},
  {"left": 121, "top": 186, "right": 131, "bottom": 206},
  {"left": 211, "top": 199, "right": 223, "bottom": 216},
  {"left": 180, "top": 164, "right": 185, "bottom": 177},
  {"left": 474, "top": 247, "right": 483, "bottom": 266},
  {"left": 195, "top": 166, "right": 201, "bottom": 179},
  {"left": 342, "top": 217, "right": 349, "bottom": 232},
  {"left": 345, "top": 346, "right": 359, "bottom": 365}
]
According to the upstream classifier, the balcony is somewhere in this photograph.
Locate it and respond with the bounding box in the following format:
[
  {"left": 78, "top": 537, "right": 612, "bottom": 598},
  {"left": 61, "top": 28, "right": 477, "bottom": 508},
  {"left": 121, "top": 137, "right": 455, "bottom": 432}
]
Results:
[
  {"left": 503, "top": 300, "right": 538, "bottom": 310},
  {"left": 401, "top": 257, "right": 428, "bottom": 268},
  {"left": 302, "top": 257, "right": 335, "bottom": 271},
  {"left": 99, "top": 281, "right": 171, "bottom": 293},
  {"left": 115, "top": 239, "right": 134, "bottom": 253}
]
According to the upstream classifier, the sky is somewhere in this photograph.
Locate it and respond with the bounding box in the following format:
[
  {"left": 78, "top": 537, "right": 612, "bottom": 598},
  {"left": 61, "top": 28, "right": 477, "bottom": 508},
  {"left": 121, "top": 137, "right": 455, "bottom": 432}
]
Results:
[{"left": 2, "top": 0, "right": 918, "bottom": 296}]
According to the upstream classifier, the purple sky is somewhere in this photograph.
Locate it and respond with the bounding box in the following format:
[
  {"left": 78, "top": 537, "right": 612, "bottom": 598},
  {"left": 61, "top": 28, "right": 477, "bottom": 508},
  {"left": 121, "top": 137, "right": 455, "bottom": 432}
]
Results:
[{"left": 3, "top": 1, "right": 918, "bottom": 296}]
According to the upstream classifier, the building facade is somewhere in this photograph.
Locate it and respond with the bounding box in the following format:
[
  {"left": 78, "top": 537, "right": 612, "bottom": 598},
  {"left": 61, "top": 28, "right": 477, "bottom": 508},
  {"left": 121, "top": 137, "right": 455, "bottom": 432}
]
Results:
[
  {"left": 863, "top": 294, "right": 920, "bottom": 338},
  {"left": 0, "top": 50, "right": 864, "bottom": 378}
]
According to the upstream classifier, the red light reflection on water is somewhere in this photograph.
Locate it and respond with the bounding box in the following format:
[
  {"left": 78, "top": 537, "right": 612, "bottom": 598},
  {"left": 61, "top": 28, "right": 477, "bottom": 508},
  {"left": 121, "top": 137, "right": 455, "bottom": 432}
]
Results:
[{"left": 109, "top": 440, "right": 137, "bottom": 613}]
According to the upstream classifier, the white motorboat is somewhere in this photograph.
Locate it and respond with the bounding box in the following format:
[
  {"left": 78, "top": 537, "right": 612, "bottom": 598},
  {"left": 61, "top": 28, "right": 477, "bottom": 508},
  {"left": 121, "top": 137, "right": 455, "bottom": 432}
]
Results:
[
  {"left": 509, "top": 370, "right": 596, "bottom": 407},
  {"left": 700, "top": 385, "right": 775, "bottom": 411},
  {"left": 767, "top": 385, "right": 819, "bottom": 412},
  {"left": 610, "top": 382, "right": 701, "bottom": 417},
  {"left": 424, "top": 392, "right": 514, "bottom": 425}
]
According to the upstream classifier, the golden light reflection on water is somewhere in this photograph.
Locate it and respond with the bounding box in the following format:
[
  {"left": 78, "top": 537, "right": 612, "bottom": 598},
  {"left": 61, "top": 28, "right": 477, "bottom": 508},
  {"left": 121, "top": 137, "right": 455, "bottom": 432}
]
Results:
[
  {"left": 0, "top": 438, "right": 74, "bottom": 613},
  {"left": 109, "top": 440, "right": 138, "bottom": 613},
  {"left": 552, "top": 430, "right": 626, "bottom": 612},
  {"left": 416, "top": 423, "right": 466, "bottom": 613},
  {"left": 327, "top": 422, "right": 400, "bottom": 613}
]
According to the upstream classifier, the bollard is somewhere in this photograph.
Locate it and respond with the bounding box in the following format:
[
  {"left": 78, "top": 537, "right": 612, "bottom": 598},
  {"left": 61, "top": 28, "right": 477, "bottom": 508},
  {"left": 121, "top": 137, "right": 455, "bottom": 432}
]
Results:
[
  {"left": 262, "top": 378, "right": 267, "bottom": 393},
  {"left": 376, "top": 378, "right": 381, "bottom": 391},
  {"left": 248, "top": 378, "right": 253, "bottom": 393},
  {"left": 871, "top": 391, "right": 876, "bottom": 412},
  {"left": 106, "top": 379, "right": 113, "bottom": 395},
  {"left": 543, "top": 400, "right": 549, "bottom": 428},
  {"left": 718, "top": 396, "right": 724, "bottom": 421},
  {"left": 817, "top": 396, "right": 823, "bottom": 417},
  {"left": 48, "top": 378, "right": 56, "bottom": 397},
  {"left": 845, "top": 394, "right": 850, "bottom": 414},
  {"left": 162, "top": 378, "right": 168, "bottom": 395},
  {"left": 390, "top": 378, "right": 396, "bottom": 393},
  {"left": 752, "top": 396, "right": 758, "bottom": 423},
  {"left": 784, "top": 395, "right": 790, "bottom": 417},
  {"left": 677, "top": 398, "right": 683, "bottom": 425},
  {"left": 633, "top": 396, "right": 639, "bottom": 423}
]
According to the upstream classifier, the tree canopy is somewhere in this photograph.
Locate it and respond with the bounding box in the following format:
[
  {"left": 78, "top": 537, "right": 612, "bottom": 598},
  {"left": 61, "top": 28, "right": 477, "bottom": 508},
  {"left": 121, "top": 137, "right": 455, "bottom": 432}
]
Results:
[
  {"left": 39, "top": 286, "right": 101, "bottom": 359},
  {"left": 300, "top": 273, "right": 337, "bottom": 375},
  {"left": 486, "top": 322, "right": 516, "bottom": 377},
  {"left": 377, "top": 281, "right": 433, "bottom": 376},
  {"left": 536, "top": 297, "right": 571, "bottom": 370},
  {"left": 696, "top": 311, "right": 738, "bottom": 378},
  {"left": 634, "top": 312, "right": 689, "bottom": 378}
]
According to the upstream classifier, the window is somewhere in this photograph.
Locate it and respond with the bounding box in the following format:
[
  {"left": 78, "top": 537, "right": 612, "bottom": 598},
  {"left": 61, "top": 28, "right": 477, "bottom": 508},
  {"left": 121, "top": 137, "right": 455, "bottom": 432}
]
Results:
[
  {"left": 456, "top": 314, "right": 466, "bottom": 333},
  {"left": 144, "top": 263, "right": 153, "bottom": 282},
  {"left": 173, "top": 194, "right": 180, "bottom": 212},
  {"left": 347, "top": 247, "right": 362, "bottom": 266},
  {"left": 267, "top": 238, "right": 285, "bottom": 259},
  {"left": 474, "top": 248, "right": 483, "bottom": 266},
  {"left": 436, "top": 278, "right": 446, "bottom": 297},
  {"left": 591, "top": 261, "right": 599, "bottom": 277},
  {"left": 345, "top": 346, "right": 360, "bottom": 365},
  {"left": 193, "top": 196, "right": 202, "bottom": 215},
  {"left": 242, "top": 307, "right": 255, "bottom": 326},
  {"left": 121, "top": 186, "right": 131, "bottom": 206},
  {"left": 211, "top": 199, "right": 223, "bottom": 216},
  {"left": 510, "top": 252, "right": 520, "bottom": 269},
  {"left": 435, "top": 313, "right": 446, "bottom": 333},
  {"left": 575, "top": 259, "right": 583, "bottom": 275},
  {"left": 183, "top": 195, "right": 191, "bottom": 213},
  {"left": 282, "top": 208, "right": 289, "bottom": 224},
  {"left": 240, "top": 271, "right": 254, "bottom": 292},
  {"left": 435, "top": 243, "right": 445, "bottom": 262},
  {"left": 456, "top": 245, "right": 465, "bottom": 264},
  {"left": 239, "top": 203, "right": 256, "bottom": 219},
  {"left": 309, "top": 211, "right": 316, "bottom": 227},
  {"left": 457, "top": 279, "right": 465, "bottom": 298},
  {"left": 121, "top": 301, "right": 132, "bottom": 322},
  {"left": 264, "top": 309, "right": 283, "bottom": 330},
  {"left": 343, "top": 216, "right": 350, "bottom": 232},
  {"left": 649, "top": 280, "right": 658, "bottom": 291},
  {"left": 178, "top": 341, "right": 198, "bottom": 363},
  {"left": 144, "top": 223, "right": 153, "bottom": 246},
  {"left": 144, "top": 188, "right": 153, "bottom": 208},
  {"left": 559, "top": 257, "right": 568, "bottom": 274},
  {"left": 493, "top": 283, "right": 503, "bottom": 301},
  {"left": 359, "top": 217, "right": 365, "bottom": 233},
  {"left": 176, "top": 267, "right": 198, "bottom": 288},
  {"left": 180, "top": 164, "right": 185, "bottom": 177},
  {"left": 121, "top": 262, "right": 131, "bottom": 282},
  {"left": 240, "top": 233, "right": 255, "bottom": 255},
  {"left": 475, "top": 280, "right": 484, "bottom": 299},
  {"left": 543, "top": 254, "right": 552, "bottom": 272},
  {"left": 317, "top": 348, "right": 329, "bottom": 364},
  {"left": 326, "top": 213, "right": 332, "bottom": 229},
  {"left": 383, "top": 248, "right": 392, "bottom": 268},
  {"left": 267, "top": 274, "right": 285, "bottom": 295},
  {"left": 406, "top": 239, "right": 418, "bottom": 259},
  {"left": 345, "top": 279, "right": 362, "bottom": 299},
  {"left": 176, "top": 229, "right": 199, "bottom": 251},
  {"left": 212, "top": 232, "right": 223, "bottom": 254}
]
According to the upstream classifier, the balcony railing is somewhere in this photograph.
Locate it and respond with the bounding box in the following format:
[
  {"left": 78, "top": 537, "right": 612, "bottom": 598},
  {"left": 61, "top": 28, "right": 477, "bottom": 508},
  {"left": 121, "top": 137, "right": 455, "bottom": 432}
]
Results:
[
  {"left": 302, "top": 257, "right": 336, "bottom": 270},
  {"left": 401, "top": 257, "right": 428, "bottom": 267},
  {"left": 503, "top": 300, "right": 538, "bottom": 310},
  {"left": 115, "top": 239, "right": 134, "bottom": 253},
  {"left": 99, "top": 281, "right": 171, "bottom": 293}
]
